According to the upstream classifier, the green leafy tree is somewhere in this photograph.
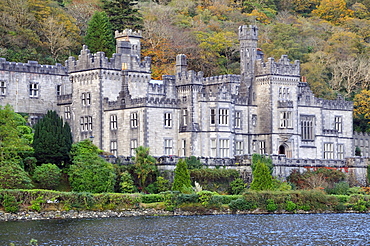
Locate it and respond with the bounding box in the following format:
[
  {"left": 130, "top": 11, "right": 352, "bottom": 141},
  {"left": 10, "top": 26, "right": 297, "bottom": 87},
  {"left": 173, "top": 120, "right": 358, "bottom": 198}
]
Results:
[
  {"left": 102, "top": 0, "right": 143, "bottom": 31},
  {"left": 250, "top": 160, "right": 273, "bottom": 191},
  {"left": 32, "top": 163, "right": 62, "bottom": 190},
  {"left": 33, "top": 110, "right": 72, "bottom": 167},
  {"left": 120, "top": 171, "right": 136, "bottom": 193},
  {"left": 68, "top": 139, "right": 116, "bottom": 193},
  {"left": 0, "top": 160, "right": 33, "bottom": 189},
  {"left": 172, "top": 159, "right": 192, "bottom": 192},
  {"left": 132, "top": 146, "right": 157, "bottom": 192},
  {"left": 230, "top": 178, "right": 246, "bottom": 195},
  {"left": 84, "top": 11, "right": 115, "bottom": 57},
  {"left": 0, "top": 105, "right": 33, "bottom": 161}
]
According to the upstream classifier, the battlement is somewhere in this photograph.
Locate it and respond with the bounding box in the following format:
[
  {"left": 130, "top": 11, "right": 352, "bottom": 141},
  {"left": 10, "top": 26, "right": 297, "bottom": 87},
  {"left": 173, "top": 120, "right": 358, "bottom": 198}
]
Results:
[
  {"left": 0, "top": 58, "right": 67, "bottom": 75},
  {"left": 354, "top": 132, "right": 370, "bottom": 138},
  {"left": 321, "top": 96, "right": 353, "bottom": 110},
  {"left": 115, "top": 29, "right": 142, "bottom": 40},
  {"left": 203, "top": 74, "right": 240, "bottom": 85},
  {"left": 256, "top": 55, "right": 300, "bottom": 76},
  {"left": 238, "top": 25, "right": 258, "bottom": 41},
  {"left": 66, "top": 45, "right": 151, "bottom": 73},
  {"left": 177, "top": 70, "right": 204, "bottom": 85}
]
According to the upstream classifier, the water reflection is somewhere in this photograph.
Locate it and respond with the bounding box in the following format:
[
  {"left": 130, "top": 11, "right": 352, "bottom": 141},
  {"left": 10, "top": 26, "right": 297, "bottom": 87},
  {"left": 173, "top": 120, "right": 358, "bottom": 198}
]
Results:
[{"left": 0, "top": 213, "right": 369, "bottom": 245}]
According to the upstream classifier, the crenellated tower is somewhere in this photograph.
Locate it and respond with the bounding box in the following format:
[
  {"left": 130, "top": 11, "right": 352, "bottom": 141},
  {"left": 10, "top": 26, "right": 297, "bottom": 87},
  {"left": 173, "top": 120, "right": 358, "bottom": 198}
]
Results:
[{"left": 238, "top": 25, "right": 258, "bottom": 103}]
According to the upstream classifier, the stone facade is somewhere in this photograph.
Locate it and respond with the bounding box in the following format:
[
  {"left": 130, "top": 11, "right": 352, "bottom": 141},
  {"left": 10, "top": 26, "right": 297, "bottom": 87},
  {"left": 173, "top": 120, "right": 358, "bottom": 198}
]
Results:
[{"left": 0, "top": 26, "right": 356, "bottom": 161}]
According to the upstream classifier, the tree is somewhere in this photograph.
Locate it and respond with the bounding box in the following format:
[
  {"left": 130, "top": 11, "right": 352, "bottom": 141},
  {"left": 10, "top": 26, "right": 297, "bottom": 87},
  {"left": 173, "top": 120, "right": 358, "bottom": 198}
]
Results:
[
  {"left": 250, "top": 160, "right": 273, "bottom": 191},
  {"left": 0, "top": 160, "right": 33, "bottom": 189},
  {"left": 251, "top": 154, "right": 273, "bottom": 174},
  {"left": 120, "top": 171, "right": 135, "bottom": 193},
  {"left": 186, "top": 156, "right": 203, "bottom": 169},
  {"left": 132, "top": 146, "right": 157, "bottom": 192},
  {"left": 353, "top": 90, "right": 370, "bottom": 132},
  {"left": 84, "top": 11, "right": 115, "bottom": 57},
  {"left": 32, "top": 163, "right": 62, "bottom": 190},
  {"left": 33, "top": 110, "right": 72, "bottom": 167},
  {"left": 0, "top": 105, "right": 33, "bottom": 161},
  {"left": 68, "top": 139, "right": 116, "bottom": 193},
  {"left": 102, "top": 0, "right": 143, "bottom": 31},
  {"left": 172, "top": 159, "right": 192, "bottom": 192}
]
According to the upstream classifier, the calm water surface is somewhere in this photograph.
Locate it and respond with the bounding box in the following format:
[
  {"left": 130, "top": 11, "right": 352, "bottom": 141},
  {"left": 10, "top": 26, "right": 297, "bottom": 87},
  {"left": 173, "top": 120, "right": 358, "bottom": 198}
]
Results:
[{"left": 0, "top": 213, "right": 369, "bottom": 245}]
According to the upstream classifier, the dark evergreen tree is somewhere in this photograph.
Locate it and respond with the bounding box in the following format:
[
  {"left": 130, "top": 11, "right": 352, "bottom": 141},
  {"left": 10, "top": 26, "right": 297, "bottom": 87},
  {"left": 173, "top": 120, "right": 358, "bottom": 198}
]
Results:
[
  {"left": 102, "top": 0, "right": 143, "bottom": 31},
  {"left": 84, "top": 11, "right": 116, "bottom": 57},
  {"left": 172, "top": 159, "right": 192, "bottom": 192},
  {"left": 33, "top": 110, "right": 72, "bottom": 167}
]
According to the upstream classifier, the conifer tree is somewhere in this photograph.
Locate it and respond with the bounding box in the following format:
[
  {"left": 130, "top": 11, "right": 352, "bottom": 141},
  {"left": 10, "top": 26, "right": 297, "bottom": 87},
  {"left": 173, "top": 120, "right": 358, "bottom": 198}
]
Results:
[
  {"left": 84, "top": 11, "right": 116, "bottom": 57},
  {"left": 172, "top": 159, "right": 192, "bottom": 192},
  {"left": 33, "top": 110, "right": 72, "bottom": 167},
  {"left": 102, "top": 0, "right": 143, "bottom": 31},
  {"left": 250, "top": 160, "right": 273, "bottom": 191}
]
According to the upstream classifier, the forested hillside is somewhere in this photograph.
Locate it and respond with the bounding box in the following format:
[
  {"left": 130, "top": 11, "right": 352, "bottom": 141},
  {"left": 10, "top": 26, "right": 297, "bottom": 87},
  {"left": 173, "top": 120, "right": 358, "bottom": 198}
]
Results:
[{"left": 0, "top": 0, "right": 369, "bottom": 130}]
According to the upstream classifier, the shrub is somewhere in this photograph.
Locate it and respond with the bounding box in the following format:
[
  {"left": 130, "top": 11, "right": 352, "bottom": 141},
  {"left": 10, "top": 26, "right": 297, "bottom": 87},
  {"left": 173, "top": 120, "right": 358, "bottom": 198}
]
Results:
[
  {"left": 33, "top": 164, "right": 62, "bottom": 190},
  {"left": 0, "top": 161, "right": 33, "bottom": 189},
  {"left": 2, "top": 194, "right": 19, "bottom": 213},
  {"left": 213, "top": 195, "right": 242, "bottom": 204},
  {"left": 141, "top": 194, "right": 164, "bottom": 203},
  {"left": 197, "top": 190, "right": 217, "bottom": 206},
  {"left": 30, "top": 196, "right": 45, "bottom": 212},
  {"left": 326, "top": 181, "right": 349, "bottom": 195},
  {"left": 229, "top": 198, "right": 256, "bottom": 211},
  {"left": 334, "top": 203, "right": 347, "bottom": 212},
  {"left": 176, "top": 194, "right": 199, "bottom": 204},
  {"left": 190, "top": 169, "right": 239, "bottom": 192},
  {"left": 332, "top": 195, "right": 350, "bottom": 203},
  {"left": 285, "top": 200, "right": 297, "bottom": 212},
  {"left": 230, "top": 178, "right": 245, "bottom": 195},
  {"left": 353, "top": 200, "right": 367, "bottom": 212},
  {"left": 266, "top": 199, "right": 278, "bottom": 212}
]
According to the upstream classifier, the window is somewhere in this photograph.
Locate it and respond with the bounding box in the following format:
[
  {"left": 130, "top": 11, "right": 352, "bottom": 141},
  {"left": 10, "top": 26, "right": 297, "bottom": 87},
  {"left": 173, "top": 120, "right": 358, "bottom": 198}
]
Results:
[
  {"left": 210, "top": 139, "right": 216, "bottom": 157},
  {"left": 210, "top": 109, "right": 216, "bottom": 125},
  {"left": 236, "top": 141, "right": 243, "bottom": 155},
  {"left": 130, "top": 112, "right": 138, "bottom": 128},
  {"left": 337, "top": 144, "right": 344, "bottom": 159},
  {"left": 181, "top": 139, "right": 186, "bottom": 157},
  {"left": 235, "top": 111, "right": 241, "bottom": 129},
  {"left": 80, "top": 117, "right": 85, "bottom": 131},
  {"left": 219, "top": 139, "right": 229, "bottom": 158},
  {"left": 64, "top": 106, "right": 71, "bottom": 120},
  {"left": 130, "top": 139, "right": 137, "bottom": 156},
  {"left": 335, "top": 116, "right": 342, "bottom": 133},
  {"left": 219, "top": 109, "right": 229, "bottom": 125},
  {"left": 110, "top": 115, "right": 117, "bottom": 130},
  {"left": 324, "top": 143, "right": 334, "bottom": 159},
  {"left": 252, "top": 115, "right": 257, "bottom": 127},
  {"left": 87, "top": 116, "right": 92, "bottom": 131},
  {"left": 164, "top": 139, "right": 173, "bottom": 155},
  {"left": 301, "top": 115, "right": 315, "bottom": 141},
  {"left": 259, "top": 141, "right": 266, "bottom": 154},
  {"left": 82, "top": 92, "right": 91, "bottom": 106},
  {"left": 0, "top": 81, "right": 6, "bottom": 95},
  {"left": 182, "top": 109, "right": 188, "bottom": 126},
  {"left": 110, "top": 141, "right": 117, "bottom": 156},
  {"left": 164, "top": 113, "right": 172, "bottom": 128},
  {"left": 280, "top": 111, "right": 292, "bottom": 128},
  {"left": 56, "top": 85, "right": 61, "bottom": 96},
  {"left": 279, "top": 87, "right": 290, "bottom": 99},
  {"left": 29, "top": 82, "right": 39, "bottom": 97}
]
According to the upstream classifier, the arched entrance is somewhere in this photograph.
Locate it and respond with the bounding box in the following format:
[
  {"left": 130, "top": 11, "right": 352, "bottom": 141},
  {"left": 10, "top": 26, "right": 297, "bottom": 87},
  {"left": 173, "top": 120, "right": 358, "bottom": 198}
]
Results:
[{"left": 278, "top": 145, "right": 285, "bottom": 155}]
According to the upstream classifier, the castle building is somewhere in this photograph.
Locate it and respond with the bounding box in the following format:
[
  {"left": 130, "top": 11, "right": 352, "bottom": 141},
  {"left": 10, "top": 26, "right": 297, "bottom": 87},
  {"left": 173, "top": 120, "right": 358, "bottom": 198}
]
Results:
[{"left": 0, "top": 25, "right": 356, "bottom": 159}]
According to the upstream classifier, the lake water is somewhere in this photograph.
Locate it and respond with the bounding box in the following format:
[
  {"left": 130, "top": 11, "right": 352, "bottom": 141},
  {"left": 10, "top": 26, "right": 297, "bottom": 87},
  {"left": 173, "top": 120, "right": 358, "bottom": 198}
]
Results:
[{"left": 1, "top": 213, "right": 369, "bottom": 245}]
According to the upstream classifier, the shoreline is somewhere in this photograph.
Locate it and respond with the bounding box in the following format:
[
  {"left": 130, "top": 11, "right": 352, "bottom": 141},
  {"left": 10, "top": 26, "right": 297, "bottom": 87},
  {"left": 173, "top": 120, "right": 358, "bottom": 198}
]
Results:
[{"left": 0, "top": 208, "right": 364, "bottom": 222}]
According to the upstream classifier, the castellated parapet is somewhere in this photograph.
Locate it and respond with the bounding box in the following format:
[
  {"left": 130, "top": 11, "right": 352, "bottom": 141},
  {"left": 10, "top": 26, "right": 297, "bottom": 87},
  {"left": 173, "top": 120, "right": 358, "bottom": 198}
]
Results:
[
  {"left": 0, "top": 58, "right": 67, "bottom": 75},
  {"left": 256, "top": 55, "right": 300, "bottom": 76},
  {"left": 115, "top": 29, "right": 142, "bottom": 39},
  {"left": 203, "top": 74, "right": 240, "bottom": 85}
]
